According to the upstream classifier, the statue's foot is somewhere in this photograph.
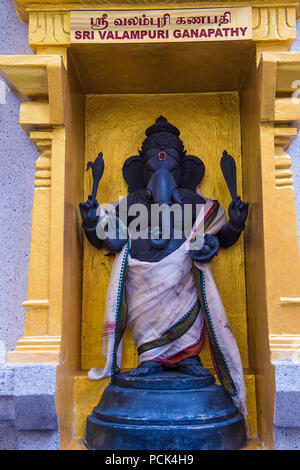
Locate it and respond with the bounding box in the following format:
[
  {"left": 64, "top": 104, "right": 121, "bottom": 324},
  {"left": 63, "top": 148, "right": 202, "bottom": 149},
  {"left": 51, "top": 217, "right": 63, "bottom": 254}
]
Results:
[
  {"left": 129, "top": 360, "right": 164, "bottom": 377},
  {"left": 176, "top": 356, "right": 211, "bottom": 377}
]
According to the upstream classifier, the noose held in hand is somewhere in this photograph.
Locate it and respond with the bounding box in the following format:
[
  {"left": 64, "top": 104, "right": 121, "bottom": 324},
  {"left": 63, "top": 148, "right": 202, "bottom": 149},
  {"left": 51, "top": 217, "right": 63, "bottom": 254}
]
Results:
[{"left": 85, "top": 152, "right": 105, "bottom": 218}]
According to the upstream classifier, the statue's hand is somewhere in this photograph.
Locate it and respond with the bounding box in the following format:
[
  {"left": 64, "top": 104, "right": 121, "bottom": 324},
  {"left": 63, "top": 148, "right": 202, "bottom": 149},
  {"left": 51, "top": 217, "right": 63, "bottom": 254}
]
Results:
[
  {"left": 79, "top": 196, "right": 99, "bottom": 228},
  {"left": 228, "top": 196, "right": 249, "bottom": 230},
  {"left": 189, "top": 234, "right": 219, "bottom": 264}
]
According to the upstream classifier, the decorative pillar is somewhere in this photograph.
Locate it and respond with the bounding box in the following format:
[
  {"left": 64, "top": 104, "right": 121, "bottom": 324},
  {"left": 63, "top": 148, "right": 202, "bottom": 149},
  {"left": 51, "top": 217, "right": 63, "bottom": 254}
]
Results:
[
  {"left": 0, "top": 55, "right": 66, "bottom": 364},
  {"left": 259, "top": 52, "right": 300, "bottom": 360}
]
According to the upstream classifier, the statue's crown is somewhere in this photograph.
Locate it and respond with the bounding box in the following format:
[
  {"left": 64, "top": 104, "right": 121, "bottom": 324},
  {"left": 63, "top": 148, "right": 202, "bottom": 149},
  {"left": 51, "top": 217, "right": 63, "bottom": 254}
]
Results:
[
  {"left": 141, "top": 116, "right": 184, "bottom": 158},
  {"left": 145, "top": 116, "right": 180, "bottom": 138}
]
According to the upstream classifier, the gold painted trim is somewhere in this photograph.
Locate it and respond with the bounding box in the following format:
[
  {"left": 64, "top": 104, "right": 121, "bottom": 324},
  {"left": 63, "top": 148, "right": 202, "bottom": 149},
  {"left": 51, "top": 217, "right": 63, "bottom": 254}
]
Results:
[
  {"left": 270, "top": 334, "right": 300, "bottom": 346},
  {"left": 14, "top": 335, "right": 61, "bottom": 347},
  {"left": 280, "top": 297, "right": 300, "bottom": 305},
  {"left": 22, "top": 299, "right": 50, "bottom": 308},
  {"left": 7, "top": 336, "right": 61, "bottom": 364},
  {"left": 270, "top": 334, "right": 300, "bottom": 361}
]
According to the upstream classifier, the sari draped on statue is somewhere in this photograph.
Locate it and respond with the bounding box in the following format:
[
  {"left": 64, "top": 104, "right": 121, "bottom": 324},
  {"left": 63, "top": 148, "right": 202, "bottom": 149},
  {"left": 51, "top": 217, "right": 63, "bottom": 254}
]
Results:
[{"left": 88, "top": 192, "right": 247, "bottom": 415}]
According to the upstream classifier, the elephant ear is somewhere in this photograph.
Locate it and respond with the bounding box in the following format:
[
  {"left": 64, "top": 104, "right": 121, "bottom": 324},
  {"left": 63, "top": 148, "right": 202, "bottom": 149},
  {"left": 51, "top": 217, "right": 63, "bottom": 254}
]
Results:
[
  {"left": 122, "top": 155, "right": 145, "bottom": 193},
  {"left": 181, "top": 155, "right": 205, "bottom": 191}
]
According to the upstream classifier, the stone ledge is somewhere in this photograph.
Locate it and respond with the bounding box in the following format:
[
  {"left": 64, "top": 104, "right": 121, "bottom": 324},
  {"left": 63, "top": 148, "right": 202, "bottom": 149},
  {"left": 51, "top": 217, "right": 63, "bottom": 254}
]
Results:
[
  {"left": 273, "top": 359, "right": 300, "bottom": 428},
  {"left": 274, "top": 426, "right": 300, "bottom": 450},
  {"left": 0, "top": 363, "right": 59, "bottom": 449}
]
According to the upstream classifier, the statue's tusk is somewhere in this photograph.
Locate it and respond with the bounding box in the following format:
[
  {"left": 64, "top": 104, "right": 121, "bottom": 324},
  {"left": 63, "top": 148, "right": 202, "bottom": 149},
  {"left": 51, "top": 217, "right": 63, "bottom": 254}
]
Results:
[{"left": 171, "top": 188, "right": 182, "bottom": 204}]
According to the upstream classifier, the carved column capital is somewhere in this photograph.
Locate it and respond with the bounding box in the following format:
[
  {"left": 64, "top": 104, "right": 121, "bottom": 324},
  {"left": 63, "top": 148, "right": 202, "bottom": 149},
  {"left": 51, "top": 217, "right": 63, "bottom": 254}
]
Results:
[
  {"left": 29, "top": 11, "right": 70, "bottom": 47},
  {"left": 252, "top": 6, "right": 296, "bottom": 44}
]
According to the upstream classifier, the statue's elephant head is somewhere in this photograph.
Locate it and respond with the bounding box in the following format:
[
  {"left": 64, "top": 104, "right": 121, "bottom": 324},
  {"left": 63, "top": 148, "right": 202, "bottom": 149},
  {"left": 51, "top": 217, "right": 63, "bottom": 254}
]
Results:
[
  {"left": 122, "top": 117, "right": 206, "bottom": 248},
  {"left": 123, "top": 152, "right": 206, "bottom": 204},
  {"left": 122, "top": 116, "right": 206, "bottom": 201}
]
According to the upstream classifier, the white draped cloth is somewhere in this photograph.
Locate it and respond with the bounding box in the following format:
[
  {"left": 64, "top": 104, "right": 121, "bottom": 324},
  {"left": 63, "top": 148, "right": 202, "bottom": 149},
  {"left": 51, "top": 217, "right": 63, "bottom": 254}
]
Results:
[
  {"left": 126, "top": 241, "right": 203, "bottom": 363},
  {"left": 88, "top": 192, "right": 247, "bottom": 416}
]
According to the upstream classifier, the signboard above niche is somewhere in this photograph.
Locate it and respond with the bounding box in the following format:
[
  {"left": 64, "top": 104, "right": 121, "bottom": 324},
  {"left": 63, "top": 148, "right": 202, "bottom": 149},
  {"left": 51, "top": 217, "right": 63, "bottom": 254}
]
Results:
[{"left": 71, "top": 7, "right": 252, "bottom": 44}]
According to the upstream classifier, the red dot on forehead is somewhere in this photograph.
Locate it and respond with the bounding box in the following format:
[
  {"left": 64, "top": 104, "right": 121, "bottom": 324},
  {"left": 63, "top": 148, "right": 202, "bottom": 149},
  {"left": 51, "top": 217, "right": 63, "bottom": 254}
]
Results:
[{"left": 158, "top": 151, "right": 167, "bottom": 161}]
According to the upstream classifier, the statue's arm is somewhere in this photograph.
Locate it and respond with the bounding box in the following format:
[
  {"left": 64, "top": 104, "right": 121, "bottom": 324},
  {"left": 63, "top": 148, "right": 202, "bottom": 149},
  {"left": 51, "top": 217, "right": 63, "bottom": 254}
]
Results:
[
  {"left": 79, "top": 197, "right": 104, "bottom": 249},
  {"left": 216, "top": 222, "right": 243, "bottom": 249},
  {"left": 83, "top": 223, "right": 104, "bottom": 249},
  {"left": 216, "top": 196, "right": 249, "bottom": 249},
  {"left": 188, "top": 194, "right": 248, "bottom": 263},
  {"left": 79, "top": 198, "right": 127, "bottom": 252}
]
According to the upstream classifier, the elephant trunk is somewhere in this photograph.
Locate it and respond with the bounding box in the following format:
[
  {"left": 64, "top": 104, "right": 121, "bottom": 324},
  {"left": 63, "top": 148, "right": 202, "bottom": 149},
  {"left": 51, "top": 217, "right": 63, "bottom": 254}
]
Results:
[
  {"left": 146, "top": 169, "right": 182, "bottom": 249},
  {"left": 146, "top": 169, "right": 182, "bottom": 205}
]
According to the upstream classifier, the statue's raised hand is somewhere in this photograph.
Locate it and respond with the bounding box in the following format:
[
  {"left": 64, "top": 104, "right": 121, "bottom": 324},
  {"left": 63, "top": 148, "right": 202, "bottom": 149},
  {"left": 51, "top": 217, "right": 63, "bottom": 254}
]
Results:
[
  {"left": 86, "top": 152, "right": 104, "bottom": 199},
  {"left": 79, "top": 196, "right": 99, "bottom": 228},
  {"left": 228, "top": 196, "right": 249, "bottom": 230},
  {"left": 189, "top": 234, "right": 219, "bottom": 264},
  {"left": 79, "top": 152, "right": 105, "bottom": 228}
]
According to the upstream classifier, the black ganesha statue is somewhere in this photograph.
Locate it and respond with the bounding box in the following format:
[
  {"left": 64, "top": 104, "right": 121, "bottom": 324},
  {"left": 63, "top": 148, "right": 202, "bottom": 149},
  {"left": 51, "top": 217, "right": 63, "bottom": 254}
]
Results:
[{"left": 79, "top": 116, "right": 249, "bottom": 450}]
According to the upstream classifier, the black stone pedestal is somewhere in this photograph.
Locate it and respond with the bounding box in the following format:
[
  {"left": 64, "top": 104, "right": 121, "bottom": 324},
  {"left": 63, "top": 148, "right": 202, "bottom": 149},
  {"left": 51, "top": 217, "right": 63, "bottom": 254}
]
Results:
[{"left": 84, "top": 371, "right": 247, "bottom": 450}]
